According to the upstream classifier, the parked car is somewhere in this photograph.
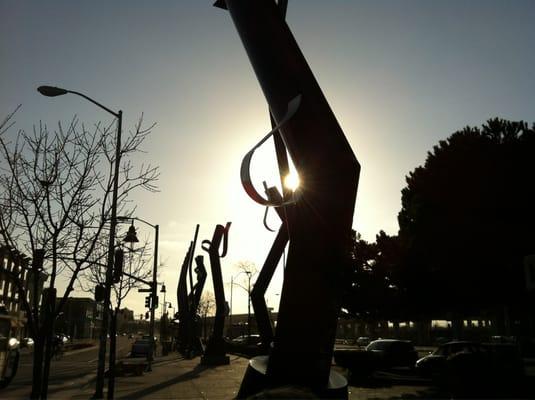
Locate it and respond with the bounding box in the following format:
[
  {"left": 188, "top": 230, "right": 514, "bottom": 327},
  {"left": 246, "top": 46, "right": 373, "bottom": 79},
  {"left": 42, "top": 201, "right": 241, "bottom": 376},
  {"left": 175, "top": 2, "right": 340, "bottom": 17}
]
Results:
[
  {"left": 130, "top": 339, "right": 151, "bottom": 358},
  {"left": 416, "top": 341, "right": 524, "bottom": 382},
  {"left": 334, "top": 339, "right": 417, "bottom": 376},
  {"left": 21, "top": 337, "right": 34, "bottom": 350},
  {"left": 356, "top": 336, "right": 371, "bottom": 347},
  {"left": 230, "top": 335, "right": 262, "bottom": 346},
  {"left": 225, "top": 335, "right": 264, "bottom": 357},
  {"left": 142, "top": 335, "right": 157, "bottom": 343},
  {"left": 365, "top": 339, "right": 418, "bottom": 368},
  {"left": 58, "top": 334, "right": 69, "bottom": 344},
  {"left": 0, "top": 307, "right": 20, "bottom": 389}
]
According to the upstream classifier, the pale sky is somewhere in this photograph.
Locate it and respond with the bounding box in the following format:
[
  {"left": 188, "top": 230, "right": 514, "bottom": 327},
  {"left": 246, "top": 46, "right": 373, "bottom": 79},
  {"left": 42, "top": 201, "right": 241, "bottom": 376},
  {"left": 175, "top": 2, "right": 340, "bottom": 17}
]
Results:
[{"left": 1, "top": 0, "right": 534, "bottom": 316}]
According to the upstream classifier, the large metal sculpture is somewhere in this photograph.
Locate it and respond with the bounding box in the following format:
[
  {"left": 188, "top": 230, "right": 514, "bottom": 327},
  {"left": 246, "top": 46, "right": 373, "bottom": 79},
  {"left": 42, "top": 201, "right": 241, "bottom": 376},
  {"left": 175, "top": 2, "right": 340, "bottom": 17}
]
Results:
[
  {"left": 186, "top": 255, "right": 207, "bottom": 356},
  {"left": 176, "top": 224, "right": 203, "bottom": 358},
  {"left": 201, "top": 222, "right": 231, "bottom": 366},
  {"left": 215, "top": 0, "right": 360, "bottom": 397}
]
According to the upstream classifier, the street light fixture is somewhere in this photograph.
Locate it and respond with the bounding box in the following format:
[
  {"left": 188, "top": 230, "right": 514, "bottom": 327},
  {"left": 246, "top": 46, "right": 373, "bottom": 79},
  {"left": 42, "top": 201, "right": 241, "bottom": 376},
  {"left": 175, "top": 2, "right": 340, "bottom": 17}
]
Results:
[
  {"left": 38, "top": 85, "right": 122, "bottom": 400},
  {"left": 123, "top": 222, "right": 140, "bottom": 244},
  {"left": 37, "top": 86, "right": 68, "bottom": 97}
]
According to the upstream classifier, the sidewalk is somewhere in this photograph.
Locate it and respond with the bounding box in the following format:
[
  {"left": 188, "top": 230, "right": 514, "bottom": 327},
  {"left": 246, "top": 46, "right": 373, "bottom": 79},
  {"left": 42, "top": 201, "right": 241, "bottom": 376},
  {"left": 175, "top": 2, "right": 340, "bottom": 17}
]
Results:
[{"left": 59, "top": 354, "right": 249, "bottom": 400}]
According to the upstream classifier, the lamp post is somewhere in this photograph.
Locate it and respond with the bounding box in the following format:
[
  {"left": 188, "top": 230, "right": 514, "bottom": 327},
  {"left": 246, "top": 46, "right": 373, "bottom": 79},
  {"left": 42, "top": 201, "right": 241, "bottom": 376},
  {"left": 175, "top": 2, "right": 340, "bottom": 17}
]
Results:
[
  {"left": 167, "top": 302, "right": 174, "bottom": 317},
  {"left": 160, "top": 283, "right": 167, "bottom": 319},
  {"left": 159, "top": 284, "right": 167, "bottom": 344},
  {"left": 37, "top": 85, "right": 122, "bottom": 399},
  {"left": 117, "top": 216, "right": 159, "bottom": 371}
]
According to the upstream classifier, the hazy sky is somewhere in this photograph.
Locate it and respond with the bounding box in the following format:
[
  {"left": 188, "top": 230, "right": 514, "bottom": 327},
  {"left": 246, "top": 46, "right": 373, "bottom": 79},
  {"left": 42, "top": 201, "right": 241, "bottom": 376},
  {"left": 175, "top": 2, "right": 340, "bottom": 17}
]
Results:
[{"left": 2, "top": 0, "right": 534, "bottom": 316}]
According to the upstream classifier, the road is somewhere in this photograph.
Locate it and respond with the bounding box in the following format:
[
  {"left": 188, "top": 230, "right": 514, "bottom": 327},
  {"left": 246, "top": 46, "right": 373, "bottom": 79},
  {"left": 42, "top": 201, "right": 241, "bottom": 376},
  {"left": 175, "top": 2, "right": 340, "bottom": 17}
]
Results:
[{"left": 3, "top": 336, "right": 133, "bottom": 398}]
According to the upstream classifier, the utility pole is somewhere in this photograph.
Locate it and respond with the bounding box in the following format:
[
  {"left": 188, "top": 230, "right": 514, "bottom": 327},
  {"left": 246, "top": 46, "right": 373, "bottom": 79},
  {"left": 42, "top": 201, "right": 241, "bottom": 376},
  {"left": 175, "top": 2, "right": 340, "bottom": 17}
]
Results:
[{"left": 247, "top": 271, "right": 252, "bottom": 338}]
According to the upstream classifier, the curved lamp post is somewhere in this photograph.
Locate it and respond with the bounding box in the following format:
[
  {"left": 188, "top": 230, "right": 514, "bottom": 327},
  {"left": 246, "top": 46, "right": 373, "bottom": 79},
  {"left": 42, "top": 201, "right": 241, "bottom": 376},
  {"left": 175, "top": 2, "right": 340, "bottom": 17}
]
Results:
[{"left": 38, "top": 85, "right": 122, "bottom": 400}]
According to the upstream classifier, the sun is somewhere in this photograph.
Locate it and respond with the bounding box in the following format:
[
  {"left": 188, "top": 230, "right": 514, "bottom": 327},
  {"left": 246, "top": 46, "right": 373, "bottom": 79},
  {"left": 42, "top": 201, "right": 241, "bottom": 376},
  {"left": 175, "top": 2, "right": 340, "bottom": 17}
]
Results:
[{"left": 283, "top": 171, "right": 300, "bottom": 192}]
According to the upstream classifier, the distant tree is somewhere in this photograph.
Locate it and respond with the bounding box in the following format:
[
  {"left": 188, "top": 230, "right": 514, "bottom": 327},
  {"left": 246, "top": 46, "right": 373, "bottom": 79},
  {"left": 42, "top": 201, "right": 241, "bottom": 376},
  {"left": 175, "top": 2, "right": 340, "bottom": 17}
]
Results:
[
  {"left": 342, "top": 230, "right": 408, "bottom": 321},
  {"left": 198, "top": 291, "right": 216, "bottom": 340},
  {"left": 398, "top": 119, "right": 535, "bottom": 318},
  {"left": 235, "top": 260, "right": 258, "bottom": 279},
  {"left": 78, "top": 235, "right": 153, "bottom": 330},
  {"left": 0, "top": 109, "right": 158, "bottom": 399}
]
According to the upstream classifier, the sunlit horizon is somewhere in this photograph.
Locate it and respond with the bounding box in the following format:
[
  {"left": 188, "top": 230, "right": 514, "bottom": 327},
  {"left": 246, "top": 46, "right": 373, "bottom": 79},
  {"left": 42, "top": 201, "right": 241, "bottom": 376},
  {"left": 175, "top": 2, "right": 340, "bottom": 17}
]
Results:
[{"left": 1, "top": 0, "right": 534, "bottom": 317}]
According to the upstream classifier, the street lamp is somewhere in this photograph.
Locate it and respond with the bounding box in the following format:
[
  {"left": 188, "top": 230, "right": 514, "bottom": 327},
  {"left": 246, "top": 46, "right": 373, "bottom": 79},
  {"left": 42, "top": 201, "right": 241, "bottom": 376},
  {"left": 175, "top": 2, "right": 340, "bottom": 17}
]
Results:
[
  {"left": 160, "top": 283, "right": 167, "bottom": 319},
  {"left": 38, "top": 85, "right": 122, "bottom": 400},
  {"left": 117, "top": 216, "right": 159, "bottom": 372},
  {"left": 167, "top": 302, "right": 174, "bottom": 317}
]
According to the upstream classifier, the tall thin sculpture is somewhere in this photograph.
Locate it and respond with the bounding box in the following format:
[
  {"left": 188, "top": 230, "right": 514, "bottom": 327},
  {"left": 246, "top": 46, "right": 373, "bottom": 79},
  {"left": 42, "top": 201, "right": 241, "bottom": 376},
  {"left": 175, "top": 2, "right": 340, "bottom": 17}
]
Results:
[
  {"left": 176, "top": 224, "right": 200, "bottom": 357},
  {"left": 201, "top": 222, "right": 231, "bottom": 366},
  {"left": 216, "top": 1, "right": 360, "bottom": 397},
  {"left": 186, "top": 255, "right": 207, "bottom": 357},
  {"left": 176, "top": 242, "right": 192, "bottom": 355}
]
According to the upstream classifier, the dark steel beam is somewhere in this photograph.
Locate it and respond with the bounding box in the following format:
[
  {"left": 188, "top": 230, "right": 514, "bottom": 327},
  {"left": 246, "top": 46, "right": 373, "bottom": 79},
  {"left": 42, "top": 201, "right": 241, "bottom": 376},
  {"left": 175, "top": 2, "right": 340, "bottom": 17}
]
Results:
[
  {"left": 218, "top": 0, "right": 360, "bottom": 393},
  {"left": 201, "top": 222, "right": 231, "bottom": 365}
]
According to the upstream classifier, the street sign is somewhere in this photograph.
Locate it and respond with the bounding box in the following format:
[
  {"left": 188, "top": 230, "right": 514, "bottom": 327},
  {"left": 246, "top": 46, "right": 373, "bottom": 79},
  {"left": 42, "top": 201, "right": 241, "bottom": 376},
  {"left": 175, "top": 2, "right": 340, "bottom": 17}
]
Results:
[{"left": 138, "top": 288, "right": 152, "bottom": 293}]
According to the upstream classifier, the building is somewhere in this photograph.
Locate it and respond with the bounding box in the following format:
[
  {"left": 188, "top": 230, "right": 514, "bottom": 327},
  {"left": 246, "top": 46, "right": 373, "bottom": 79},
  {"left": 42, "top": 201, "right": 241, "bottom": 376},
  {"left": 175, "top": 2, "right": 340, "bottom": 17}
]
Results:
[
  {"left": 0, "top": 245, "right": 48, "bottom": 338},
  {"left": 116, "top": 307, "right": 134, "bottom": 334},
  {"left": 55, "top": 297, "right": 103, "bottom": 339}
]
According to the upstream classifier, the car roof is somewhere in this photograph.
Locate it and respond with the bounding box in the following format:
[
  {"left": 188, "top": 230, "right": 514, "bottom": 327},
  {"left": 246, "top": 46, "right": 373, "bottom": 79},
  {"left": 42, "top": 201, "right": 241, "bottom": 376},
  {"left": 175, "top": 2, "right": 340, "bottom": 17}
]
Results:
[
  {"left": 443, "top": 341, "right": 479, "bottom": 346},
  {"left": 369, "top": 339, "right": 411, "bottom": 343}
]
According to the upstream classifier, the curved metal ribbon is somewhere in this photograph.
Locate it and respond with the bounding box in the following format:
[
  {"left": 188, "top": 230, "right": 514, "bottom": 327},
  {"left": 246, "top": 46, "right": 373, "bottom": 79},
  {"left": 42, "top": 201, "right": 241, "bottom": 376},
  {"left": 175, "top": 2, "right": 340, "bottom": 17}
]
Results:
[{"left": 240, "top": 94, "right": 301, "bottom": 206}]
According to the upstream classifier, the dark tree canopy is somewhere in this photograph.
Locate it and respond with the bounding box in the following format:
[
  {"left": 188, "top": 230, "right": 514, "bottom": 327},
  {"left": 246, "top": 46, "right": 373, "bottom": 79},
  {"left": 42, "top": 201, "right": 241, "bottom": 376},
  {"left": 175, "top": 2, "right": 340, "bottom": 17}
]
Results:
[
  {"left": 398, "top": 118, "right": 535, "bottom": 316},
  {"left": 342, "top": 231, "right": 408, "bottom": 321}
]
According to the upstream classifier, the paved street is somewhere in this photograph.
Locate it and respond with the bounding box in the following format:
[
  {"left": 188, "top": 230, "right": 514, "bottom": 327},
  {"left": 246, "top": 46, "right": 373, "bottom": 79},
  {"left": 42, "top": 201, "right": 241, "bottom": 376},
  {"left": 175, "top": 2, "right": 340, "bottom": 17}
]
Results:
[
  {"left": 2, "top": 344, "right": 534, "bottom": 399},
  {"left": 3, "top": 336, "right": 132, "bottom": 399}
]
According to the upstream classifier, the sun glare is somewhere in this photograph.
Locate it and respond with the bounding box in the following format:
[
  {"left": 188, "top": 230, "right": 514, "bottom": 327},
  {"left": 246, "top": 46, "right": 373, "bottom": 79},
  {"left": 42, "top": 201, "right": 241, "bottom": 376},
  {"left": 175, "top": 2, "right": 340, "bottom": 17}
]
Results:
[{"left": 284, "top": 172, "right": 300, "bottom": 191}]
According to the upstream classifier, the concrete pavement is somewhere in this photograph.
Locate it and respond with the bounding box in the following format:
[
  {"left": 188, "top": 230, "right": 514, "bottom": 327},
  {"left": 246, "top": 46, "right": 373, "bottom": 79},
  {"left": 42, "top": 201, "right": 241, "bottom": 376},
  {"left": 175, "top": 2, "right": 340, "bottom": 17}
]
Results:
[
  {"left": 5, "top": 350, "right": 535, "bottom": 399},
  {"left": 63, "top": 354, "right": 248, "bottom": 400}
]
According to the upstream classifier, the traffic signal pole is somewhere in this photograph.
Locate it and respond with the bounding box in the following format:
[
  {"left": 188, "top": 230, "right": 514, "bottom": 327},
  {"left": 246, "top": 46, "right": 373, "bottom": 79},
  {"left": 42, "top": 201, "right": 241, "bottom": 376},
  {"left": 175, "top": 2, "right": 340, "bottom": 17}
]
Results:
[{"left": 147, "top": 224, "right": 159, "bottom": 371}]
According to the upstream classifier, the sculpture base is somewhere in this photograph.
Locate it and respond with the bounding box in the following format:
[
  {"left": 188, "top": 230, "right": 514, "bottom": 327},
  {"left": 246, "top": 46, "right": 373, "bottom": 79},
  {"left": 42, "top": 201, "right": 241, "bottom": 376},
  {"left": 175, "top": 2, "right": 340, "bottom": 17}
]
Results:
[
  {"left": 200, "top": 354, "right": 230, "bottom": 366},
  {"left": 236, "top": 355, "right": 348, "bottom": 399}
]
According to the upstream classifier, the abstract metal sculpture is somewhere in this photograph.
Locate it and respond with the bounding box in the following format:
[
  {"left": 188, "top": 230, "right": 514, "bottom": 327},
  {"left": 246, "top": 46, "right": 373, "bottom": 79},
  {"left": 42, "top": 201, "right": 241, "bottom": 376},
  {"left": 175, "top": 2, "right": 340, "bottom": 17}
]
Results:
[
  {"left": 201, "top": 222, "right": 231, "bottom": 366},
  {"left": 187, "top": 255, "right": 207, "bottom": 357},
  {"left": 216, "top": 0, "right": 360, "bottom": 397},
  {"left": 176, "top": 224, "right": 200, "bottom": 358}
]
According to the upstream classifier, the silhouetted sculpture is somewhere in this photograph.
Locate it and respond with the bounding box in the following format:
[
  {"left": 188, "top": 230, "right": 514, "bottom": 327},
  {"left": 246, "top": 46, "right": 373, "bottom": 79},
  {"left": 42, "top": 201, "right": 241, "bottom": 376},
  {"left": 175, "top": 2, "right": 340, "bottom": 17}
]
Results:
[
  {"left": 201, "top": 222, "right": 231, "bottom": 366},
  {"left": 176, "top": 224, "right": 200, "bottom": 358},
  {"left": 186, "top": 255, "right": 207, "bottom": 357},
  {"left": 216, "top": 0, "right": 360, "bottom": 398}
]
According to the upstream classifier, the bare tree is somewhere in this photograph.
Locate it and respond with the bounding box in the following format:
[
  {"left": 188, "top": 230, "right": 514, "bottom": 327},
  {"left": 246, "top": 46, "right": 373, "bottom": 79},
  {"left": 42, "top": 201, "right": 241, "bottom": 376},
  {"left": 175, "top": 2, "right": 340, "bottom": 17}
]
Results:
[
  {"left": 198, "top": 291, "right": 216, "bottom": 340},
  {"left": 233, "top": 261, "right": 257, "bottom": 338},
  {"left": 0, "top": 109, "right": 158, "bottom": 399}
]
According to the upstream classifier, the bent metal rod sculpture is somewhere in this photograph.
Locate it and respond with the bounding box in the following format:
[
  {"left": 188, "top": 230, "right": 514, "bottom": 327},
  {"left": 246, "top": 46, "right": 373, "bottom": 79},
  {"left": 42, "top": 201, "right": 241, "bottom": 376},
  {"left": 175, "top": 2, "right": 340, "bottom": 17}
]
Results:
[
  {"left": 201, "top": 222, "right": 231, "bottom": 365},
  {"left": 176, "top": 224, "right": 201, "bottom": 358},
  {"left": 216, "top": 0, "right": 360, "bottom": 397}
]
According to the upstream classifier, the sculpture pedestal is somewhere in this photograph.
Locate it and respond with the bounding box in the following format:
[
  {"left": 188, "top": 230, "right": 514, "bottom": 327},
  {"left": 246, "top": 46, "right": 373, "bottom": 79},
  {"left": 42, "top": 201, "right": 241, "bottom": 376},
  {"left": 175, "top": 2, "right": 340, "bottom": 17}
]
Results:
[{"left": 236, "top": 355, "right": 348, "bottom": 399}]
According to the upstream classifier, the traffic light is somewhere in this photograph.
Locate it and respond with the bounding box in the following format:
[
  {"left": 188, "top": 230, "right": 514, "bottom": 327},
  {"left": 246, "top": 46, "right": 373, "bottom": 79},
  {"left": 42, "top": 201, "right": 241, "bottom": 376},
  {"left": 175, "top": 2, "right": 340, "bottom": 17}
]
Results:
[
  {"left": 95, "top": 284, "right": 105, "bottom": 302},
  {"left": 145, "top": 311, "right": 149, "bottom": 320},
  {"left": 153, "top": 296, "right": 159, "bottom": 309},
  {"left": 144, "top": 295, "right": 151, "bottom": 308},
  {"left": 32, "top": 249, "right": 45, "bottom": 271},
  {"left": 113, "top": 248, "right": 124, "bottom": 283}
]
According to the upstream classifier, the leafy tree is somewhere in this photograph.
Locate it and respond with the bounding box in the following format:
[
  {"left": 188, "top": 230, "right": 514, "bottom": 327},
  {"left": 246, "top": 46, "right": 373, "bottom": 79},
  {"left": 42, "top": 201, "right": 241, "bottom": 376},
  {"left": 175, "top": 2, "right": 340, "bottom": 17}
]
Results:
[
  {"left": 0, "top": 108, "right": 158, "bottom": 398},
  {"left": 398, "top": 119, "right": 535, "bottom": 318},
  {"left": 342, "top": 230, "right": 408, "bottom": 321}
]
